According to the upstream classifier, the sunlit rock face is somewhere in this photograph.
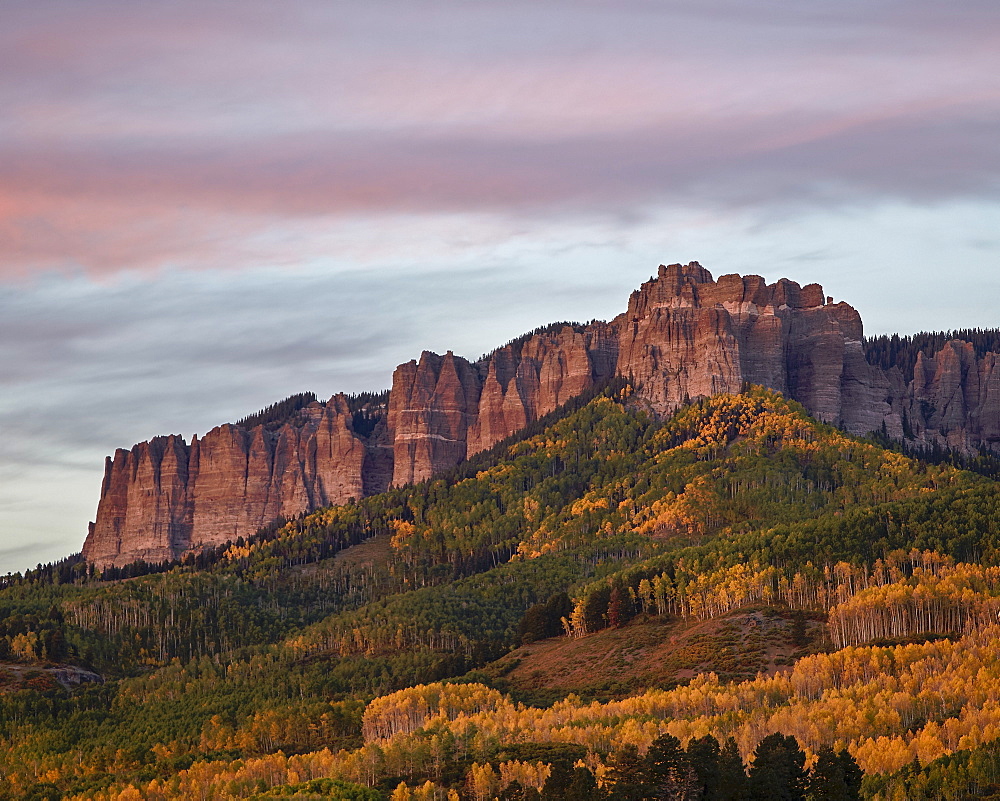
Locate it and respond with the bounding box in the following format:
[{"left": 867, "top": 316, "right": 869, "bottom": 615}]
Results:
[
  {"left": 387, "top": 325, "right": 618, "bottom": 486},
  {"left": 83, "top": 263, "right": 1000, "bottom": 566},
  {"left": 611, "top": 263, "right": 892, "bottom": 436},
  {"left": 83, "top": 396, "right": 369, "bottom": 567}
]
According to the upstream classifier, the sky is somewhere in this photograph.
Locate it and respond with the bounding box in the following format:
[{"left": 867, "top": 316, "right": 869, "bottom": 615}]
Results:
[{"left": 1, "top": 0, "right": 999, "bottom": 572}]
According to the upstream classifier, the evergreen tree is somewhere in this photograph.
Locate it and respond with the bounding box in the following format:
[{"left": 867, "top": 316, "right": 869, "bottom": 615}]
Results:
[
  {"left": 604, "top": 744, "right": 649, "bottom": 801},
  {"left": 838, "top": 750, "right": 863, "bottom": 801},
  {"left": 518, "top": 592, "right": 573, "bottom": 643},
  {"left": 542, "top": 762, "right": 598, "bottom": 800},
  {"left": 686, "top": 734, "right": 721, "bottom": 800},
  {"left": 748, "top": 734, "right": 807, "bottom": 801},
  {"left": 809, "top": 748, "right": 861, "bottom": 800},
  {"left": 583, "top": 585, "right": 612, "bottom": 633},
  {"left": 566, "top": 766, "right": 597, "bottom": 800},
  {"left": 500, "top": 780, "right": 542, "bottom": 801},
  {"left": 646, "top": 733, "right": 699, "bottom": 800},
  {"left": 807, "top": 746, "right": 851, "bottom": 801},
  {"left": 717, "top": 738, "right": 750, "bottom": 801},
  {"left": 541, "top": 762, "right": 571, "bottom": 800}
]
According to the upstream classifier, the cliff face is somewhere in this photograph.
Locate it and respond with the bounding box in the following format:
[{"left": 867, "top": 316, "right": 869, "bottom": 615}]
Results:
[
  {"left": 387, "top": 325, "right": 618, "bottom": 486},
  {"left": 82, "top": 395, "right": 373, "bottom": 566},
  {"left": 904, "top": 342, "right": 1000, "bottom": 449},
  {"left": 386, "top": 351, "right": 484, "bottom": 487},
  {"left": 612, "top": 264, "right": 894, "bottom": 437},
  {"left": 83, "top": 262, "right": 1000, "bottom": 566}
]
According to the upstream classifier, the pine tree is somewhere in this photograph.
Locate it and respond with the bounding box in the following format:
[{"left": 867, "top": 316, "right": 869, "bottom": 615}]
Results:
[
  {"left": 646, "top": 733, "right": 699, "bottom": 800},
  {"left": 838, "top": 750, "right": 863, "bottom": 801},
  {"left": 686, "top": 734, "right": 721, "bottom": 800},
  {"left": 717, "top": 738, "right": 750, "bottom": 801},
  {"left": 566, "top": 766, "right": 597, "bottom": 800},
  {"left": 807, "top": 746, "right": 850, "bottom": 801},
  {"left": 540, "top": 762, "right": 574, "bottom": 800},
  {"left": 748, "top": 734, "right": 807, "bottom": 801},
  {"left": 500, "top": 780, "right": 542, "bottom": 801},
  {"left": 604, "top": 744, "right": 649, "bottom": 801}
]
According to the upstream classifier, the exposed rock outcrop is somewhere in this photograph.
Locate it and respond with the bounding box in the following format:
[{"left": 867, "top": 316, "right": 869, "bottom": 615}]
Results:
[
  {"left": 83, "top": 395, "right": 375, "bottom": 566},
  {"left": 386, "top": 351, "right": 483, "bottom": 487},
  {"left": 83, "top": 262, "right": 1000, "bottom": 567},
  {"left": 612, "top": 264, "right": 895, "bottom": 436},
  {"left": 903, "top": 342, "right": 1000, "bottom": 450},
  {"left": 386, "top": 325, "right": 618, "bottom": 485}
]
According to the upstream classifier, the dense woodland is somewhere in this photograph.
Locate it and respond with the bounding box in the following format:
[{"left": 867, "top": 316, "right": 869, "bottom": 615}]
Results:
[
  {"left": 863, "top": 328, "right": 1000, "bottom": 381},
  {"left": 4, "top": 386, "right": 1000, "bottom": 798},
  {"left": 234, "top": 392, "right": 320, "bottom": 430}
]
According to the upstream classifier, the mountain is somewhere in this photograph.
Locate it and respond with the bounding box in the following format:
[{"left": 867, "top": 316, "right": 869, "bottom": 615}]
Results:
[
  {"left": 9, "top": 386, "right": 1000, "bottom": 799},
  {"left": 82, "top": 262, "right": 1000, "bottom": 566}
]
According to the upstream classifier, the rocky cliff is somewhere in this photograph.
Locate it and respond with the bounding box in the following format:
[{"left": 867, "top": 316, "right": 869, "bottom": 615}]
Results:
[
  {"left": 83, "top": 395, "right": 374, "bottom": 566},
  {"left": 612, "top": 264, "right": 897, "bottom": 437},
  {"left": 83, "top": 262, "right": 1000, "bottom": 566},
  {"left": 388, "top": 324, "right": 618, "bottom": 486},
  {"left": 903, "top": 341, "right": 1000, "bottom": 449}
]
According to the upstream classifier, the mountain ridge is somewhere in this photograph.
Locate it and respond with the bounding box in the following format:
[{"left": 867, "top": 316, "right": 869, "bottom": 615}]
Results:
[{"left": 83, "top": 262, "right": 1000, "bottom": 566}]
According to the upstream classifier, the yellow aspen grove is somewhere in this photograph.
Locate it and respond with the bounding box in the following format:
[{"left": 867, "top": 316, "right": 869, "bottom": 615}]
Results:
[
  {"left": 362, "top": 683, "right": 506, "bottom": 742},
  {"left": 498, "top": 760, "right": 550, "bottom": 792},
  {"left": 826, "top": 563, "right": 1000, "bottom": 648},
  {"left": 466, "top": 762, "right": 500, "bottom": 801}
]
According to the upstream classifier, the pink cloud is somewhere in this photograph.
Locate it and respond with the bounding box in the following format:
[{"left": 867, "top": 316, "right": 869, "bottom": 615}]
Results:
[{"left": 1, "top": 0, "right": 998, "bottom": 278}]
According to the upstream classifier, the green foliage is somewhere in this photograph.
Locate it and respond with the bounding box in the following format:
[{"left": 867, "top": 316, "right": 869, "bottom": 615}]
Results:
[
  {"left": 861, "top": 738, "right": 1000, "bottom": 800},
  {"left": 748, "top": 733, "right": 807, "bottom": 801},
  {"left": 540, "top": 763, "right": 596, "bottom": 800},
  {"left": 864, "top": 329, "right": 1000, "bottom": 382},
  {"left": 250, "top": 777, "right": 383, "bottom": 799},
  {"left": 235, "top": 392, "right": 318, "bottom": 430},
  {"left": 719, "top": 738, "right": 751, "bottom": 801},
  {"left": 345, "top": 389, "right": 390, "bottom": 438},
  {"left": 645, "top": 733, "right": 699, "bottom": 799},
  {"left": 686, "top": 734, "right": 722, "bottom": 800},
  {"left": 808, "top": 746, "right": 862, "bottom": 801},
  {"left": 2, "top": 385, "right": 999, "bottom": 797},
  {"left": 517, "top": 593, "right": 573, "bottom": 644}
]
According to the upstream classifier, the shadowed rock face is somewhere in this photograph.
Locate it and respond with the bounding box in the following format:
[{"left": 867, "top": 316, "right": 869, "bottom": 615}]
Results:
[
  {"left": 904, "top": 342, "right": 1000, "bottom": 449},
  {"left": 83, "top": 262, "right": 1000, "bottom": 566}
]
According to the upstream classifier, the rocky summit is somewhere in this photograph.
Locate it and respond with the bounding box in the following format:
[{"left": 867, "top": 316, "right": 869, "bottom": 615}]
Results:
[{"left": 82, "top": 263, "right": 1000, "bottom": 566}]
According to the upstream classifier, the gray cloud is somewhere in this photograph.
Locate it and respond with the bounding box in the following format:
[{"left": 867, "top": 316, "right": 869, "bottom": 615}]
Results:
[
  {"left": 2, "top": 0, "right": 1000, "bottom": 570},
  {"left": 2, "top": 99, "right": 998, "bottom": 277}
]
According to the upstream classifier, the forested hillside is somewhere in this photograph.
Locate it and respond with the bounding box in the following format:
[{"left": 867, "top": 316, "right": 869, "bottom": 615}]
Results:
[
  {"left": 865, "top": 328, "right": 1000, "bottom": 381},
  {"left": 4, "top": 386, "right": 1000, "bottom": 799}
]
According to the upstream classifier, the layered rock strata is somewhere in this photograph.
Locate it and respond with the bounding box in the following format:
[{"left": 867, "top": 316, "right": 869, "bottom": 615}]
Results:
[
  {"left": 903, "top": 342, "right": 1000, "bottom": 449},
  {"left": 84, "top": 263, "right": 1000, "bottom": 566},
  {"left": 388, "top": 324, "right": 618, "bottom": 485}
]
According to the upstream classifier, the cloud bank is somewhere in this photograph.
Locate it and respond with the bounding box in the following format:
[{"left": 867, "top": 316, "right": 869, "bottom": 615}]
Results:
[{"left": 1, "top": 0, "right": 999, "bottom": 570}]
